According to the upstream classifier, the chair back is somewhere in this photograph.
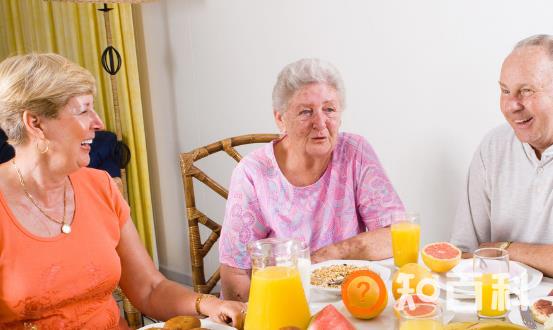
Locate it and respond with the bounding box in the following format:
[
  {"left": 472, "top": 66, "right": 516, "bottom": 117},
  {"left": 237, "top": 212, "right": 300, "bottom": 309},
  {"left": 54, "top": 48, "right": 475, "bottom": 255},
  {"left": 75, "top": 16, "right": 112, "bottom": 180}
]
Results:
[{"left": 179, "top": 133, "right": 279, "bottom": 293}]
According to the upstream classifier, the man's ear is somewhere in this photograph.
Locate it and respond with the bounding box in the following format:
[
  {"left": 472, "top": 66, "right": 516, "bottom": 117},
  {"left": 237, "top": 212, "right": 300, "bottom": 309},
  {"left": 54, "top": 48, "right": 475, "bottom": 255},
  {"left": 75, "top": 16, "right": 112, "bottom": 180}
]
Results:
[{"left": 22, "top": 110, "right": 46, "bottom": 140}]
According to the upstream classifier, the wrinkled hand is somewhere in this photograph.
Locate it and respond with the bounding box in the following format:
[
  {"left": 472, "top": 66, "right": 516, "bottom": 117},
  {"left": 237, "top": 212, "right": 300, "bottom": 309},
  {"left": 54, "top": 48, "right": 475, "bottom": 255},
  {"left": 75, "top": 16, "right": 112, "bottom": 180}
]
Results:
[{"left": 204, "top": 299, "right": 247, "bottom": 330}]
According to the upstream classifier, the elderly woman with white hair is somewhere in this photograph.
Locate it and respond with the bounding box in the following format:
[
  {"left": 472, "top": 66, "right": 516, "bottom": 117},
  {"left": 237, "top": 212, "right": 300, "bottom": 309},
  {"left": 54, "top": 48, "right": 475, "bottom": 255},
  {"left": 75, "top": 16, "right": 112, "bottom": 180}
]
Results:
[
  {"left": 0, "top": 53, "right": 246, "bottom": 329},
  {"left": 219, "top": 58, "right": 405, "bottom": 301}
]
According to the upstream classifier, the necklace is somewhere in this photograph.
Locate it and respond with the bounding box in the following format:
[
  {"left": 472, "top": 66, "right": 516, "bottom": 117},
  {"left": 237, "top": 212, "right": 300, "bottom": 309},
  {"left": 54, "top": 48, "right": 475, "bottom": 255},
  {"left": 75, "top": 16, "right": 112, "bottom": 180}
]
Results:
[{"left": 12, "top": 160, "right": 71, "bottom": 234}]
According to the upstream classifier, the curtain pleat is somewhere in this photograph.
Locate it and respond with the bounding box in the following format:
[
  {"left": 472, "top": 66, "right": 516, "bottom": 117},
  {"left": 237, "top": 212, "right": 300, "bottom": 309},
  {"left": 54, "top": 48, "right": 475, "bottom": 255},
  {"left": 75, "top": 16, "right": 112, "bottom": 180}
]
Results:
[{"left": 0, "top": 0, "right": 158, "bottom": 263}]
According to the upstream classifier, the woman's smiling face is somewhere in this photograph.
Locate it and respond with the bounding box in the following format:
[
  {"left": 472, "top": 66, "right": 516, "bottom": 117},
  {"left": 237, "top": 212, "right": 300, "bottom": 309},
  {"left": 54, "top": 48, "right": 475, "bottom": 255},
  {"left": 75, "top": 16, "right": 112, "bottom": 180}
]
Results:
[{"left": 41, "top": 94, "right": 104, "bottom": 171}]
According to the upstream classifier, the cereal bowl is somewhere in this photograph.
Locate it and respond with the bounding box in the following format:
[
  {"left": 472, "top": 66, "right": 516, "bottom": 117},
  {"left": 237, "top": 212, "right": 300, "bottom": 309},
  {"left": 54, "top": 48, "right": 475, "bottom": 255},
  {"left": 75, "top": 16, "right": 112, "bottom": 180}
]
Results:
[{"left": 310, "top": 260, "right": 391, "bottom": 295}]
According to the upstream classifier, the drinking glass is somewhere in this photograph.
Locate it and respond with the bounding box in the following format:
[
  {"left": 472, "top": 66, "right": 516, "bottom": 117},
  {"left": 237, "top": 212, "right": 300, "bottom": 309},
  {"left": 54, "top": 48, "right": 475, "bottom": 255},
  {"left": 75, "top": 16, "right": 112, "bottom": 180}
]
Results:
[
  {"left": 473, "top": 248, "right": 510, "bottom": 319},
  {"left": 398, "top": 303, "right": 443, "bottom": 330},
  {"left": 391, "top": 212, "right": 421, "bottom": 267}
]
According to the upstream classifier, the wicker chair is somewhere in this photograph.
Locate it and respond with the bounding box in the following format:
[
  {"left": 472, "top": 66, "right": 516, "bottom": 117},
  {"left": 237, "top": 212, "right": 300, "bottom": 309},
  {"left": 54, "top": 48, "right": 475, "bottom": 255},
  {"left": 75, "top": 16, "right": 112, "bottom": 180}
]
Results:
[{"left": 179, "top": 133, "right": 279, "bottom": 294}]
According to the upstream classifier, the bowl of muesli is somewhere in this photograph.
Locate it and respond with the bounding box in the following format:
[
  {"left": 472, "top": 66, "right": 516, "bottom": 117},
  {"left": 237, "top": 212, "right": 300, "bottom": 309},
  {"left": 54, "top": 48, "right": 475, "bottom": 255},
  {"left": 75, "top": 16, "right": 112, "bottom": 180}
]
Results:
[{"left": 310, "top": 260, "right": 391, "bottom": 295}]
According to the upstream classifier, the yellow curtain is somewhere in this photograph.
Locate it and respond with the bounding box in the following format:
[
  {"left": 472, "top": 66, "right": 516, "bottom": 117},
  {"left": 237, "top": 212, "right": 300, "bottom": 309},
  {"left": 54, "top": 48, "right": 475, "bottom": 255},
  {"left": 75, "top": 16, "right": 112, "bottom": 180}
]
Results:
[{"left": 0, "top": 0, "right": 158, "bottom": 263}]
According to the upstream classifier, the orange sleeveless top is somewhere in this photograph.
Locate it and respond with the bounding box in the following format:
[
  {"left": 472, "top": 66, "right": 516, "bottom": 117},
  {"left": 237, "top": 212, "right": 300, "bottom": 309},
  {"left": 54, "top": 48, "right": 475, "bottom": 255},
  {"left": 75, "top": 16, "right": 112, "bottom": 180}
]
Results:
[{"left": 0, "top": 168, "right": 130, "bottom": 329}]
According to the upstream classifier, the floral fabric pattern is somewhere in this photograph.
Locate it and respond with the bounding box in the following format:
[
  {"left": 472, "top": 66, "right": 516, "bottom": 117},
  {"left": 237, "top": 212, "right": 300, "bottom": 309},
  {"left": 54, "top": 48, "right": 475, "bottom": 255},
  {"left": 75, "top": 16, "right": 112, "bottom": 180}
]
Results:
[{"left": 219, "top": 132, "right": 404, "bottom": 269}]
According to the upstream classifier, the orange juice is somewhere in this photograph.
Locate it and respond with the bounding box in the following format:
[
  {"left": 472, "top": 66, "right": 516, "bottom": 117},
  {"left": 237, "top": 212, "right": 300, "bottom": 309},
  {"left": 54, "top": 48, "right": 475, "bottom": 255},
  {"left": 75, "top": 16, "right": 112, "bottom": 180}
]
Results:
[
  {"left": 475, "top": 273, "right": 510, "bottom": 318},
  {"left": 245, "top": 266, "right": 311, "bottom": 330},
  {"left": 400, "top": 319, "right": 443, "bottom": 330},
  {"left": 391, "top": 221, "right": 420, "bottom": 267}
]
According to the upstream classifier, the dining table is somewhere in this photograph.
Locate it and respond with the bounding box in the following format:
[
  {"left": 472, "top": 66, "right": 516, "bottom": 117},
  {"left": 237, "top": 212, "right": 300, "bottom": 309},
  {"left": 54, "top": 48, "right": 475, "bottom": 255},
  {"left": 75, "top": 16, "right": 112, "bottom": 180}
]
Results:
[{"left": 308, "top": 258, "right": 553, "bottom": 329}]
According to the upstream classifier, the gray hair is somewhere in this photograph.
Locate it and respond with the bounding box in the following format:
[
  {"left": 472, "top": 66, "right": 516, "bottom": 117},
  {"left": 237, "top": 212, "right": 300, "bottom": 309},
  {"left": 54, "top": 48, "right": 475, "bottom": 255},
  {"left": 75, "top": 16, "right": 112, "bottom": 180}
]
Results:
[
  {"left": 514, "top": 34, "right": 553, "bottom": 60},
  {"left": 272, "top": 58, "right": 346, "bottom": 113}
]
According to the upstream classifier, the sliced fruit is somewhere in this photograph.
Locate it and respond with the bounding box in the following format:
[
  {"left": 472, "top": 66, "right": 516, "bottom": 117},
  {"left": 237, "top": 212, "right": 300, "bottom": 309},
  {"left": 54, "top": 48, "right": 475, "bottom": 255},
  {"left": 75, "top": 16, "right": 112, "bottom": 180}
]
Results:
[
  {"left": 341, "top": 269, "right": 388, "bottom": 320},
  {"left": 392, "top": 294, "right": 439, "bottom": 318},
  {"left": 391, "top": 263, "right": 436, "bottom": 300},
  {"left": 422, "top": 242, "right": 461, "bottom": 273},
  {"left": 307, "top": 304, "right": 356, "bottom": 330},
  {"left": 402, "top": 303, "right": 438, "bottom": 318}
]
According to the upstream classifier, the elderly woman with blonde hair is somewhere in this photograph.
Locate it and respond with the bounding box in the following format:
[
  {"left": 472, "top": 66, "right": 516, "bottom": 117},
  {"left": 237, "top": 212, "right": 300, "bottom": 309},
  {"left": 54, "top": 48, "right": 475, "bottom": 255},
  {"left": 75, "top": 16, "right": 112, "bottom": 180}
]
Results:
[
  {"left": 219, "top": 58, "right": 405, "bottom": 301},
  {"left": 0, "top": 53, "right": 246, "bottom": 329}
]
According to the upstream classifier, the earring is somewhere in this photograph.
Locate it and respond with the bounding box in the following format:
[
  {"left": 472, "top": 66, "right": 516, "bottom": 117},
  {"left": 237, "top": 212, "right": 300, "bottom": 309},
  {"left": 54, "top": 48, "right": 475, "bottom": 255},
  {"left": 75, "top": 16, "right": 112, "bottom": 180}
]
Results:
[{"left": 36, "top": 139, "right": 49, "bottom": 154}]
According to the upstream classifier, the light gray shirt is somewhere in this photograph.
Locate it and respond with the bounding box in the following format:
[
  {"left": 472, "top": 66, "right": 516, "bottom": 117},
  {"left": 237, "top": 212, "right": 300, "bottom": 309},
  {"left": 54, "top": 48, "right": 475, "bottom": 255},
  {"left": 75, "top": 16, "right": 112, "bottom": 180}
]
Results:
[{"left": 451, "top": 124, "right": 553, "bottom": 252}]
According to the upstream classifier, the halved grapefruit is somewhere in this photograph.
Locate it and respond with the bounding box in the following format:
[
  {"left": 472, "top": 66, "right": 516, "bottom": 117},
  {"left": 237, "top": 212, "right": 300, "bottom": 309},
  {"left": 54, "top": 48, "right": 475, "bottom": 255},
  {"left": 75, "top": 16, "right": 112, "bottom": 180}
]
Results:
[
  {"left": 422, "top": 242, "right": 461, "bottom": 273},
  {"left": 402, "top": 303, "right": 439, "bottom": 318},
  {"left": 392, "top": 294, "right": 438, "bottom": 318}
]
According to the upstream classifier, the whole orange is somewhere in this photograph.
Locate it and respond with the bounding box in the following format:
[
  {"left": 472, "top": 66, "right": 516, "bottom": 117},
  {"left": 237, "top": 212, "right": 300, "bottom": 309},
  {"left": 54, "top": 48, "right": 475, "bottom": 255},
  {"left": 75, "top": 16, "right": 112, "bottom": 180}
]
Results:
[
  {"left": 341, "top": 270, "right": 388, "bottom": 320},
  {"left": 391, "top": 263, "right": 437, "bottom": 300}
]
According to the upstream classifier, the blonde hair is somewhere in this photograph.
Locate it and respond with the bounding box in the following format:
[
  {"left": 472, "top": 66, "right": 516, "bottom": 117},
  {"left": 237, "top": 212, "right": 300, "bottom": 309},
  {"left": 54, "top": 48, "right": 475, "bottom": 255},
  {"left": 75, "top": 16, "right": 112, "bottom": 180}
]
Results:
[{"left": 0, "top": 53, "right": 96, "bottom": 145}]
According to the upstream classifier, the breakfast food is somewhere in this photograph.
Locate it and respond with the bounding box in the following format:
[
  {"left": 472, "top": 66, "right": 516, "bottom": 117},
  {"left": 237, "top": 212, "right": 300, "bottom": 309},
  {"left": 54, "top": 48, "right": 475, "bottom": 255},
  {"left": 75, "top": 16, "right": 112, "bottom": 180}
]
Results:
[
  {"left": 163, "top": 316, "right": 202, "bottom": 330},
  {"left": 391, "top": 263, "right": 435, "bottom": 300},
  {"left": 307, "top": 304, "right": 356, "bottom": 330},
  {"left": 392, "top": 294, "right": 438, "bottom": 318},
  {"left": 530, "top": 296, "right": 553, "bottom": 324},
  {"left": 341, "top": 269, "right": 388, "bottom": 319},
  {"left": 310, "top": 264, "right": 370, "bottom": 288},
  {"left": 545, "top": 315, "right": 553, "bottom": 329},
  {"left": 421, "top": 242, "right": 461, "bottom": 273}
]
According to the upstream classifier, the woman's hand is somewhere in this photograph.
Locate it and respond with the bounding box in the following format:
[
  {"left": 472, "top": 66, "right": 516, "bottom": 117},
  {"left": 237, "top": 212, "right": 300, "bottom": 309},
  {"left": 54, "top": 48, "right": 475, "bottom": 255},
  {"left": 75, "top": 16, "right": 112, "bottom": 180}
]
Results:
[{"left": 202, "top": 298, "right": 247, "bottom": 329}]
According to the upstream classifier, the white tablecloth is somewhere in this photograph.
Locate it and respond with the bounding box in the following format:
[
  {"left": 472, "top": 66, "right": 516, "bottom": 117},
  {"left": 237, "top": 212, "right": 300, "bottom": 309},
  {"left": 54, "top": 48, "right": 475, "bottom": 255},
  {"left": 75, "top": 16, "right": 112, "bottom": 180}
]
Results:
[{"left": 308, "top": 258, "right": 553, "bottom": 329}]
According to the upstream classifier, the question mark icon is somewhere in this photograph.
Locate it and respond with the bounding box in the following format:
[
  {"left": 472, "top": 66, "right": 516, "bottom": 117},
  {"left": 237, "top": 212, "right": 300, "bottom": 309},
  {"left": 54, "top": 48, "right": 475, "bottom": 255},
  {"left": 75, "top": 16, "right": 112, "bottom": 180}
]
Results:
[{"left": 357, "top": 281, "right": 371, "bottom": 301}]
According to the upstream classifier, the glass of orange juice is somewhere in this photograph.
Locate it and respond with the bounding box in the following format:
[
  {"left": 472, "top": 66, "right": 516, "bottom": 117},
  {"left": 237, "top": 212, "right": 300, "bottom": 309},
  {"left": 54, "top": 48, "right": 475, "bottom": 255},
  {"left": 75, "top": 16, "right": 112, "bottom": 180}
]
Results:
[
  {"left": 473, "top": 248, "right": 510, "bottom": 319},
  {"left": 391, "top": 212, "right": 421, "bottom": 267},
  {"left": 399, "top": 302, "right": 443, "bottom": 330},
  {"left": 245, "top": 238, "right": 311, "bottom": 330}
]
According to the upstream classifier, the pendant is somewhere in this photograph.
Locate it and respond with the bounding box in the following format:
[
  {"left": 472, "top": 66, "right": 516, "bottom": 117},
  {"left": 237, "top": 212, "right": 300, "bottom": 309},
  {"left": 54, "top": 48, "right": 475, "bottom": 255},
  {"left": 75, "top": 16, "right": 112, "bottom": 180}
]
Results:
[{"left": 61, "top": 223, "right": 72, "bottom": 234}]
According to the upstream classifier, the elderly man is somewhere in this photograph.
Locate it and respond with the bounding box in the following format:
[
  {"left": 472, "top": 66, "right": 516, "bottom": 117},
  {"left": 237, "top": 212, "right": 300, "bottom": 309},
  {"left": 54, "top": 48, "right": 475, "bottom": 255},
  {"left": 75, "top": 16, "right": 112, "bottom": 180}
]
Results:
[{"left": 451, "top": 34, "right": 553, "bottom": 277}]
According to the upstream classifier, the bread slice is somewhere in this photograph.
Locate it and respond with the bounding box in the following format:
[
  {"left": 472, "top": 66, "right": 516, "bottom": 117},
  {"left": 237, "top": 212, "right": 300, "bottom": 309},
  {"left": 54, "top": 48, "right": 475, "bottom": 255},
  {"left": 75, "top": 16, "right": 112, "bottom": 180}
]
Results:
[
  {"left": 164, "top": 316, "right": 201, "bottom": 330},
  {"left": 544, "top": 315, "right": 553, "bottom": 330},
  {"left": 530, "top": 296, "right": 553, "bottom": 324}
]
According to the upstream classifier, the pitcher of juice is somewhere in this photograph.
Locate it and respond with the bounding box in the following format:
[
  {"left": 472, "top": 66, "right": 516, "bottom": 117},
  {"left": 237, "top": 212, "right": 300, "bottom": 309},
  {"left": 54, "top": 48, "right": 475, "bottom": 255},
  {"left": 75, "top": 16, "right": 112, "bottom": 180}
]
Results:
[
  {"left": 244, "top": 238, "right": 311, "bottom": 330},
  {"left": 391, "top": 212, "right": 421, "bottom": 267}
]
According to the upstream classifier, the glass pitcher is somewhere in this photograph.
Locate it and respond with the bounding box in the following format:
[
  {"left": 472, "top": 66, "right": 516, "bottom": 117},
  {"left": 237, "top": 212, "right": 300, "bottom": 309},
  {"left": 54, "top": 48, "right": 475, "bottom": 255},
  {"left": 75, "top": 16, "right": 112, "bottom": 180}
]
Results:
[{"left": 244, "top": 238, "right": 311, "bottom": 330}]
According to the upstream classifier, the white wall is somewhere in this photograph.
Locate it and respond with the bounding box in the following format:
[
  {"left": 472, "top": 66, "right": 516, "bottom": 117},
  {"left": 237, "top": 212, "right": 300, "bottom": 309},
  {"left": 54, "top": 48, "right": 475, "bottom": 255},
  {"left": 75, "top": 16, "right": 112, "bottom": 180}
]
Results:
[{"left": 138, "top": 0, "right": 553, "bottom": 283}]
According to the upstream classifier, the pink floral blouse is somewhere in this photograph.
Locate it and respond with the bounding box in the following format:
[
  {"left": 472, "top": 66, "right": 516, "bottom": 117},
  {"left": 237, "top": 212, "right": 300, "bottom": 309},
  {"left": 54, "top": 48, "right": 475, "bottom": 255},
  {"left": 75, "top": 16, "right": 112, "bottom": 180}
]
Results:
[{"left": 219, "top": 132, "right": 404, "bottom": 269}]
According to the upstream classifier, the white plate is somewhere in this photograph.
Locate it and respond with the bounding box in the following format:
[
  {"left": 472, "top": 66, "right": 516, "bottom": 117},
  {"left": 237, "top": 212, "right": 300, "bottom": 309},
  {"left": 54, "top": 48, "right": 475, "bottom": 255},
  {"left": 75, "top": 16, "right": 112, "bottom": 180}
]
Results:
[
  {"left": 138, "top": 318, "right": 235, "bottom": 330},
  {"left": 436, "top": 259, "right": 543, "bottom": 296},
  {"left": 310, "top": 259, "right": 391, "bottom": 295},
  {"left": 508, "top": 296, "right": 553, "bottom": 329},
  {"left": 508, "top": 307, "right": 544, "bottom": 329}
]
